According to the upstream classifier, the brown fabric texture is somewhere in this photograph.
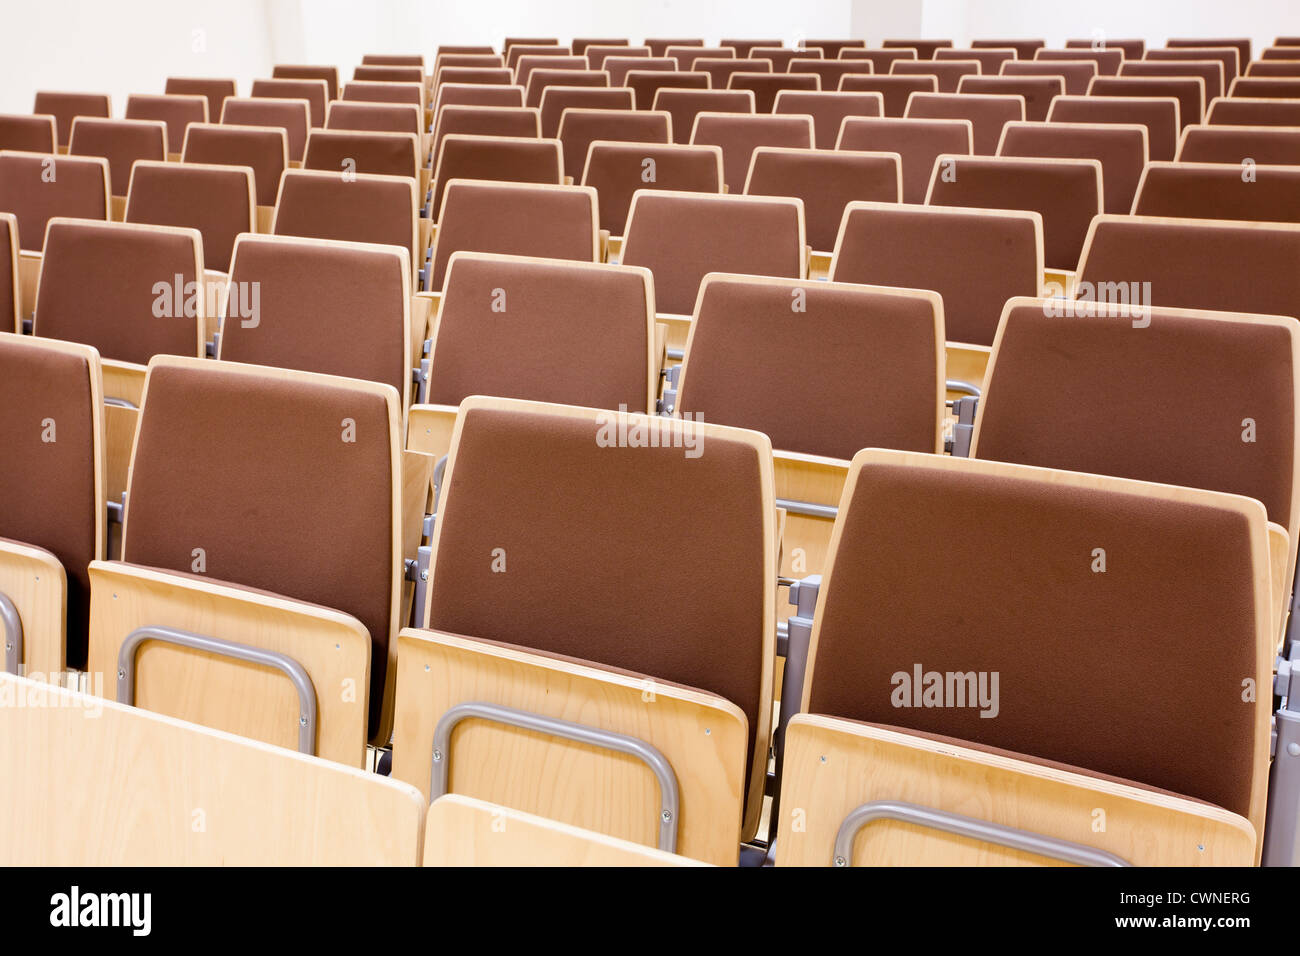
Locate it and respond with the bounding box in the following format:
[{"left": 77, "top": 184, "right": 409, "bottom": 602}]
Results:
[
  {"left": 222, "top": 236, "right": 408, "bottom": 394},
  {"left": 0, "top": 216, "right": 15, "bottom": 327},
  {"left": 627, "top": 71, "right": 708, "bottom": 110},
  {"left": 1001, "top": 59, "right": 1098, "bottom": 95},
  {"left": 428, "top": 255, "right": 650, "bottom": 411},
  {"left": 1230, "top": 78, "right": 1300, "bottom": 98},
  {"left": 1248, "top": 61, "right": 1300, "bottom": 77},
  {"left": 729, "top": 74, "right": 820, "bottom": 115},
  {"left": 558, "top": 110, "right": 669, "bottom": 181},
  {"left": 1048, "top": 95, "right": 1180, "bottom": 161},
  {"left": 808, "top": 458, "right": 1260, "bottom": 819},
  {"left": 433, "top": 84, "right": 525, "bottom": 115},
  {"left": 1065, "top": 38, "right": 1145, "bottom": 58},
  {"left": 433, "top": 105, "right": 540, "bottom": 161},
  {"left": 33, "top": 92, "right": 110, "bottom": 146},
  {"left": 271, "top": 65, "right": 339, "bottom": 100},
  {"left": 0, "top": 114, "right": 57, "bottom": 153},
  {"left": 342, "top": 81, "right": 422, "bottom": 107},
  {"left": 972, "top": 40, "right": 1047, "bottom": 58},
  {"left": 1089, "top": 76, "right": 1205, "bottom": 128},
  {"left": 905, "top": 93, "right": 1024, "bottom": 155},
  {"left": 274, "top": 171, "right": 415, "bottom": 264},
  {"left": 810, "top": 39, "right": 873, "bottom": 58},
  {"left": 584, "top": 45, "right": 640, "bottom": 70},
  {"left": 1134, "top": 163, "right": 1300, "bottom": 222},
  {"left": 746, "top": 149, "right": 899, "bottom": 251},
  {"left": 352, "top": 65, "right": 424, "bottom": 86},
  {"left": 1122, "top": 59, "right": 1224, "bottom": 100},
  {"left": 772, "top": 91, "right": 883, "bottom": 149},
  {"left": 525, "top": 70, "right": 609, "bottom": 109},
  {"left": 654, "top": 90, "right": 754, "bottom": 144},
  {"left": 1209, "top": 98, "right": 1300, "bottom": 127},
  {"left": 605, "top": 56, "right": 673, "bottom": 88},
  {"left": 427, "top": 401, "right": 770, "bottom": 775},
  {"left": 690, "top": 113, "right": 812, "bottom": 191},
  {"left": 695, "top": 58, "right": 770, "bottom": 91},
  {"left": 165, "top": 77, "right": 237, "bottom": 120},
  {"left": 540, "top": 88, "right": 631, "bottom": 139},
  {"left": 840, "top": 49, "right": 923, "bottom": 73},
  {"left": 516, "top": 57, "right": 587, "bottom": 92},
  {"left": 1162, "top": 41, "right": 1247, "bottom": 80},
  {"left": 68, "top": 118, "right": 167, "bottom": 197},
  {"left": 959, "top": 76, "right": 1062, "bottom": 121},
  {"left": 836, "top": 117, "right": 971, "bottom": 203},
  {"left": 891, "top": 60, "right": 982, "bottom": 94},
  {"left": 124, "top": 163, "right": 252, "bottom": 272},
  {"left": 831, "top": 204, "right": 1038, "bottom": 346},
  {"left": 251, "top": 79, "right": 328, "bottom": 126},
  {"left": 978, "top": 303, "right": 1295, "bottom": 526},
  {"left": 936, "top": 48, "right": 1018, "bottom": 73},
  {"left": 181, "top": 124, "right": 286, "bottom": 206},
  {"left": 433, "top": 136, "right": 561, "bottom": 214},
  {"left": 124, "top": 94, "right": 208, "bottom": 153},
  {"left": 582, "top": 142, "right": 721, "bottom": 234},
  {"left": 303, "top": 130, "right": 418, "bottom": 180},
  {"left": 221, "top": 98, "right": 310, "bottom": 162},
  {"left": 999, "top": 122, "right": 1147, "bottom": 214},
  {"left": 505, "top": 45, "right": 568, "bottom": 71},
  {"left": 646, "top": 39, "right": 702, "bottom": 56},
  {"left": 0, "top": 337, "right": 97, "bottom": 667},
  {"left": 0, "top": 153, "right": 108, "bottom": 251},
  {"left": 883, "top": 39, "right": 955, "bottom": 59},
  {"left": 1036, "top": 48, "right": 1123, "bottom": 75},
  {"left": 1178, "top": 126, "right": 1300, "bottom": 165},
  {"left": 325, "top": 102, "right": 421, "bottom": 136},
  {"left": 436, "top": 68, "right": 513, "bottom": 88},
  {"left": 622, "top": 193, "right": 802, "bottom": 314},
  {"left": 677, "top": 277, "right": 940, "bottom": 459},
  {"left": 36, "top": 220, "right": 200, "bottom": 364},
  {"left": 838, "top": 75, "right": 938, "bottom": 117}
]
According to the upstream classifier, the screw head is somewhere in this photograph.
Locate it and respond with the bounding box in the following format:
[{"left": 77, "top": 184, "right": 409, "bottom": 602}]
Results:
[
  {"left": 117, "top": 668, "right": 125, "bottom": 680},
  {"left": 432, "top": 749, "right": 443, "bottom": 761},
  {"left": 1289, "top": 742, "right": 1300, "bottom": 757},
  {"left": 661, "top": 809, "right": 672, "bottom": 822},
  {"left": 833, "top": 856, "right": 847, "bottom": 867},
  {"left": 420, "top": 569, "right": 429, "bottom": 581}
]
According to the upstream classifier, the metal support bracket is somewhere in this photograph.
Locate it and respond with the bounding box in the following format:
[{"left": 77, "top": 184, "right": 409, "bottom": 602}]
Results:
[
  {"left": 1264, "top": 655, "right": 1300, "bottom": 865},
  {"left": 661, "top": 365, "right": 682, "bottom": 415},
  {"left": 771, "top": 575, "right": 822, "bottom": 833},
  {"left": 417, "top": 357, "right": 431, "bottom": 405},
  {"left": 774, "top": 497, "right": 838, "bottom": 520},
  {"left": 430, "top": 700, "right": 681, "bottom": 853},
  {"left": 106, "top": 492, "right": 125, "bottom": 528},
  {"left": 1, "top": 592, "right": 22, "bottom": 675},
  {"left": 946, "top": 395, "right": 978, "bottom": 458},
  {"left": 832, "top": 800, "right": 1130, "bottom": 867},
  {"left": 116, "top": 625, "right": 318, "bottom": 755}
]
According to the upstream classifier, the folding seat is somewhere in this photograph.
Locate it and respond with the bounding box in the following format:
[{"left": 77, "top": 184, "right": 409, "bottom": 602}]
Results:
[
  {"left": 124, "top": 161, "right": 255, "bottom": 273},
  {"left": 325, "top": 100, "right": 423, "bottom": 154},
  {"left": 427, "top": 180, "right": 599, "bottom": 291},
  {"left": 0, "top": 214, "right": 15, "bottom": 331},
  {"left": 271, "top": 64, "right": 340, "bottom": 100},
  {"left": 506, "top": 37, "right": 559, "bottom": 51},
  {"left": 775, "top": 449, "right": 1269, "bottom": 867},
  {"left": 0, "top": 333, "right": 104, "bottom": 675},
  {"left": 581, "top": 141, "right": 723, "bottom": 240},
  {"left": 181, "top": 122, "right": 288, "bottom": 223},
  {"left": 904, "top": 91, "right": 1024, "bottom": 154},
  {"left": 86, "top": 357, "right": 413, "bottom": 759},
  {"left": 0, "top": 114, "right": 57, "bottom": 153},
  {"left": 504, "top": 44, "right": 568, "bottom": 72},
  {"left": 514, "top": 56, "right": 588, "bottom": 93},
  {"left": 1047, "top": 94, "right": 1181, "bottom": 160},
  {"left": 890, "top": 59, "right": 982, "bottom": 93},
  {"left": 621, "top": 190, "right": 805, "bottom": 353},
  {"left": 424, "top": 795, "right": 703, "bottom": 866},
  {"left": 745, "top": 147, "right": 900, "bottom": 261},
  {"left": 666, "top": 46, "right": 736, "bottom": 71},
  {"left": 364, "top": 53, "right": 427, "bottom": 68},
  {"left": 250, "top": 77, "right": 329, "bottom": 126},
  {"left": 523, "top": 69, "right": 608, "bottom": 109},
  {"left": 1230, "top": 77, "right": 1300, "bottom": 99},
  {"left": 220, "top": 96, "right": 311, "bottom": 163},
  {"left": 829, "top": 202, "right": 1042, "bottom": 389},
  {"left": 604, "top": 55, "right": 674, "bottom": 87},
  {"left": 165, "top": 77, "right": 238, "bottom": 122},
  {"left": 585, "top": 45, "right": 647, "bottom": 71},
  {"left": 1277, "top": 38, "right": 1300, "bottom": 47},
  {"left": 689, "top": 112, "right": 813, "bottom": 192},
  {"left": 935, "top": 47, "right": 1018, "bottom": 74},
  {"left": 839, "top": 48, "right": 917, "bottom": 73},
  {"left": 695, "top": 58, "right": 772, "bottom": 92},
  {"left": 557, "top": 110, "right": 670, "bottom": 182},
  {"left": 434, "top": 53, "right": 505, "bottom": 77},
  {"left": 653, "top": 88, "right": 754, "bottom": 145},
  {"left": 646, "top": 38, "right": 703, "bottom": 57},
  {"left": 1034, "top": 47, "right": 1123, "bottom": 75},
  {"left": 998, "top": 120, "right": 1149, "bottom": 214},
  {"left": 1167, "top": 37, "right": 1251, "bottom": 72},
  {"left": 67, "top": 117, "right": 167, "bottom": 212},
  {"left": 1000, "top": 57, "right": 1097, "bottom": 95},
  {"left": 971, "top": 39, "right": 1045, "bottom": 59},
  {"left": 353, "top": 65, "right": 425, "bottom": 87},
  {"left": 787, "top": 60, "right": 874, "bottom": 93},
  {"left": 1065, "top": 37, "right": 1145, "bottom": 59},
  {"left": 882, "top": 39, "right": 955, "bottom": 60},
  {"left": 730, "top": 74, "right": 820, "bottom": 114},
  {"left": 303, "top": 130, "right": 422, "bottom": 201},
  {"left": 1121, "top": 58, "right": 1225, "bottom": 100},
  {"left": 627, "top": 71, "right": 710, "bottom": 111},
  {"left": 836, "top": 116, "right": 972, "bottom": 203},
  {"left": 123, "top": 94, "right": 207, "bottom": 160},
  {"left": 32, "top": 91, "right": 111, "bottom": 148},
  {"left": 342, "top": 80, "right": 426, "bottom": 121},
  {"left": 1266, "top": 42, "right": 1300, "bottom": 54},
  {"left": 838, "top": 74, "right": 937, "bottom": 116},
  {"left": 720, "top": 39, "right": 783, "bottom": 58},
  {"left": 1177, "top": 124, "right": 1300, "bottom": 166},
  {"left": 573, "top": 38, "right": 630, "bottom": 56},
  {"left": 431, "top": 134, "right": 563, "bottom": 217},
  {"left": 927, "top": 155, "right": 1102, "bottom": 274},
  {"left": 1147, "top": 46, "right": 1240, "bottom": 87},
  {"left": 751, "top": 47, "right": 824, "bottom": 73},
  {"left": 393, "top": 395, "right": 775, "bottom": 865},
  {"left": 1089, "top": 75, "right": 1204, "bottom": 127},
  {"left": 956, "top": 75, "right": 1061, "bottom": 122},
  {"left": 1247, "top": 60, "right": 1300, "bottom": 77},
  {"left": 1132, "top": 161, "right": 1300, "bottom": 223},
  {"left": 431, "top": 104, "right": 540, "bottom": 164},
  {"left": 1206, "top": 96, "right": 1300, "bottom": 126},
  {"left": 539, "top": 87, "right": 631, "bottom": 138},
  {"left": 804, "top": 40, "right": 868, "bottom": 59},
  {"left": 0, "top": 672, "right": 426, "bottom": 865}
]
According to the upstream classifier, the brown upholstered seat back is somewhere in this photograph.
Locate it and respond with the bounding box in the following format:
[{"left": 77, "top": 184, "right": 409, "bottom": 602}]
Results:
[
  {"left": 666, "top": 46, "right": 735, "bottom": 70},
  {"left": 34, "top": 219, "right": 204, "bottom": 365},
  {"left": 890, "top": 59, "right": 983, "bottom": 94},
  {"left": 1208, "top": 96, "right": 1300, "bottom": 127},
  {"left": 646, "top": 39, "right": 702, "bottom": 57},
  {"left": 926, "top": 155, "right": 1102, "bottom": 271},
  {"left": 936, "top": 47, "right": 1018, "bottom": 73},
  {"left": 273, "top": 169, "right": 417, "bottom": 270},
  {"left": 652, "top": 89, "right": 754, "bottom": 144},
  {"left": 772, "top": 91, "right": 883, "bottom": 149},
  {"left": 581, "top": 142, "right": 722, "bottom": 234},
  {"left": 694, "top": 58, "right": 771, "bottom": 92},
  {"left": 1133, "top": 161, "right": 1300, "bottom": 222},
  {"left": 829, "top": 201, "right": 1041, "bottom": 346},
  {"left": 883, "top": 39, "right": 955, "bottom": 58},
  {"left": 557, "top": 109, "right": 670, "bottom": 181},
  {"left": 627, "top": 71, "right": 708, "bottom": 110},
  {"left": 431, "top": 105, "right": 540, "bottom": 161},
  {"left": 353, "top": 65, "right": 424, "bottom": 86},
  {"left": 165, "top": 78, "right": 238, "bottom": 121},
  {"left": 689, "top": 112, "right": 812, "bottom": 191},
  {"left": 430, "top": 180, "right": 598, "bottom": 289},
  {"left": 838, "top": 75, "right": 936, "bottom": 117},
  {"left": 1035, "top": 47, "right": 1123, "bottom": 75},
  {"left": 250, "top": 78, "right": 329, "bottom": 127},
  {"left": 221, "top": 235, "right": 409, "bottom": 395},
  {"left": 838, "top": 48, "right": 919, "bottom": 74},
  {"left": 1178, "top": 124, "right": 1300, "bottom": 165},
  {"left": 580, "top": 40, "right": 635, "bottom": 62},
  {"left": 720, "top": 40, "right": 780, "bottom": 57},
  {"left": 745, "top": 147, "right": 899, "bottom": 251},
  {"left": 1248, "top": 60, "right": 1300, "bottom": 77},
  {"left": 604, "top": 56, "right": 673, "bottom": 88},
  {"left": 303, "top": 130, "right": 419, "bottom": 180},
  {"left": 524, "top": 70, "right": 608, "bottom": 109},
  {"left": 904, "top": 92, "right": 1025, "bottom": 154},
  {"left": 0, "top": 152, "right": 110, "bottom": 251},
  {"left": 0, "top": 333, "right": 101, "bottom": 667},
  {"left": 1047, "top": 94, "right": 1181, "bottom": 160},
  {"left": 677, "top": 275, "right": 942, "bottom": 459},
  {"left": 811, "top": 39, "right": 872, "bottom": 58},
  {"left": 435, "top": 68, "right": 513, "bottom": 89},
  {"left": 1065, "top": 37, "right": 1144, "bottom": 57},
  {"left": 1121, "top": 59, "right": 1225, "bottom": 100},
  {"left": 0, "top": 114, "right": 57, "bottom": 153},
  {"left": 958, "top": 75, "right": 1062, "bottom": 121},
  {"left": 835, "top": 116, "right": 971, "bottom": 203},
  {"left": 1089, "top": 76, "right": 1205, "bottom": 127},
  {"left": 124, "top": 357, "right": 399, "bottom": 730},
  {"left": 124, "top": 161, "right": 254, "bottom": 272},
  {"left": 124, "top": 94, "right": 208, "bottom": 152},
  {"left": 1000, "top": 58, "right": 1097, "bottom": 95},
  {"left": 427, "top": 252, "right": 653, "bottom": 412},
  {"left": 431, "top": 135, "right": 563, "bottom": 214},
  {"left": 539, "top": 88, "right": 631, "bottom": 138},
  {"left": 1230, "top": 77, "right": 1300, "bottom": 98},
  {"left": 973, "top": 39, "right": 1046, "bottom": 58},
  {"left": 998, "top": 120, "right": 1149, "bottom": 214},
  {"left": 505, "top": 45, "right": 568, "bottom": 71},
  {"left": 621, "top": 190, "right": 804, "bottom": 315},
  {"left": 180, "top": 123, "right": 288, "bottom": 207},
  {"left": 271, "top": 65, "right": 339, "bottom": 100},
  {"left": 33, "top": 91, "right": 110, "bottom": 147},
  {"left": 728, "top": 73, "right": 819, "bottom": 115},
  {"left": 0, "top": 214, "right": 16, "bottom": 331},
  {"left": 515, "top": 56, "right": 587, "bottom": 92},
  {"left": 433, "top": 83, "right": 525, "bottom": 116},
  {"left": 325, "top": 101, "right": 422, "bottom": 136},
  {"left": 806, "top": 448, "right": 1267, "bottom": 821},
  {"left": 68, "top": 118, "right": 167, "bottom": 198},
  {"left": 1154, "top": 44, "right": 1242, "bottom": 84},
  {"left": 220, "top": 97, "right": 310, "bottom": 162}
]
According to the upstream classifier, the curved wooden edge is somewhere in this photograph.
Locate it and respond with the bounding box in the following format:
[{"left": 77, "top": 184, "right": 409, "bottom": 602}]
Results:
[{"left": 0, "top": 541, "right": 67, "bottom": 677}]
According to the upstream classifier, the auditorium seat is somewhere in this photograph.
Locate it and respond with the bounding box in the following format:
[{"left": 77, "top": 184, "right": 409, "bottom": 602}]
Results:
[
  {"left": 435, "top": 67, "right": 514, "bottom": 91},
  {"left": 727, "top": 72, "right": 819, "bottom": 113},
  {"left": 1047, "top": 94, "right": 1180, "bottom": 160},
  {"left": 1121, "top": 58, "right": 1224, "bottom": 100},
  {"left": 326, "top": 100, "right": 423, "bottom": 138},
  {"left": 434, "top": 53, "right": 505, "bottom": 78},
  {"left": 838, "top": 74, "right": 937, "bottom": 116},
  {"left": 341, "top": 81, "right": 426, "bottom": 129},
  {"left": 788, "top": 60, "right": 874, "bottom": 92},
  {"left": 366, "top": 53, "right": 427, "bottom": 69},
  {"left": 891, "top": 59, "right": 983, "bottom": 94},
  {"left": 1000, "top": 57, "right": 1097, "bottom": 94},
  {"left": 689, "top": 112, "right": 813, "bottom": 191},
  {"left": 751, "top": 46, "right": 823, "bottom": 73},
  {"left": 181, "top": 123, "right": 288, "bottom": 224},
  {"left": 838, "top": 48, "right": 917, "bottom": 73},
  {"left": 581, "top": 141, "right": 723, "bottom": 239},
  {"left": 524, "top": 69, "right": 608, "bottom": 108},
  {"left": 691, "top": 58, "right": 770, "bottom": 93},
  {"left": 1206, "top": 96, "right": 1300, "bottom": 126},
  {"left": 1230, "top": 77, "right": 1300, "bottom": 98},
  {"left": 505, "top": 44, "right": 569, "bottom": 72},
  {"left": 772, "top": 90, "right": 884, "bottom": 148},
  {"left": 883, "top": 39, "right": 955, "bottom": 59},
  {"left": 806, "top": 39, "right": 868, "bottom": 59},
  {"left": 971, "top": 39, "right": 1046, "bottom": 59},
  {"left": 0, "top": 151, "right": 111, "bottom": 269},
  {"left": 1088, "top": 76, "right": 1204, "bottom": 127},
  {"left": 1147, "top": 46, "right": 1240, "bottom": 87},
  {"left": 1176, "top": 124, "right": 1300, "bottom": 165},
  {"left": 905, "top": 91, "right": 1024, "bottom": 153},
  {"left": 165, "top": 77, "right": 238, "bottom": 121},
  {"left": 835, "top": 116, "right": 972, "bottom": 203},
  {"left": 937, "top": 47, "right": 1018, "bottom": 74},
  {"left": 124, "top": 161, "right": 255, "bottom": 273},
  {"left": 432, "top": 135, "right": 563, "bottom": 219},
  {"left": 583, "top": 44, "right": 643, "bottom": 70},
  {"left": 251, "top": 77, "right": 329, "bottom": 127},
  {"left": 32, "top": 91, "right": 111, "bottom": 148},
  {"left": 67, "top": 117, "right": 168, "bottom": 209},
  {"left": 603, "top": 56, "right": 673, "bottom": 87},
  {"left": 432, "top": 82, "right": 525, "bottom": 116},
  {"left": 432, "top": 104, "right": 540, "bottom": 166},
  {"left": 1034, "top": 47, "right": 1123, "bottom": 75},
  {"left": 666, "top": 46, "right": 736, "bottom": 70},
  {"left": 124, "top": 94, "right": 207, "bottom": 159},
  {"left": 1246, "top": 60, "right": 1300, "bottom": 77},
  {"left": 514, "top": 56, "right": 589, "bottom": 94},
  {"left": 1132, "top": 161, "right": 1300, "bottom": 221},
  {"left": 628, "top": 71, "right": 710, "bottom": 110},
  {"left": 1167, "top": 37, "right": 1251, "bottom": 71},
  {"left": 998, "top": 120, "right": 1148, "bottom": 214},
  {"left": 304, "top": 129, "right": 421, "bottom": 184},
  {"left": 720, "top": 40, "right": 781, "bottom": 57},
  {"left": 220, "top": 96, "right": 311, "bottom": 162},
  {"left": 539, "top": 88, "right": 631, "bottom": 138},
  {"left": 0, "top": 114, "right": 57, "bottom": 153},
  {"left": 558, "top": 109, "right": 670, "bottom": 181},
  {"left": 271, "top": 64, "right": 340, "bottom": 100},
  {"left": 0, "top": 214, "right": 15, "bottom": 331},
  {"left": 1064, "top": 38, "right": 1145, "bottom": 59},
  {"left": 654, "top": 88, "right": 754, "bottom": 144},
  {"left": 957, "top": 75, "right": 1062, "bottom": 121},
  {"left": 353, "top": 65, "right": 425, "bottom": 87},
  {"left": 646, "top": 38, "right": 703, "bottom": 57}
]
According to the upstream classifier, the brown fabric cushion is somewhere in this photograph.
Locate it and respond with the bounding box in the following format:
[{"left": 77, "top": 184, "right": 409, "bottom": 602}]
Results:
[
  {"left": 0, "top": 215, "right": 15, "bottom": 328},
  {"left": 677, "top": 276, "right": 940, "bottom": 459},
  {"left": 222, "top": 235, "right": 408, "bottom": 395},
  {"left": 883, "top": 39, "right": 955, "bottom": 59},
  {"left": 0, "top": 114, "right": 56, "bottom": 153},
  {"left": 1048, "top": 94, "right": 1180, "bottom": 161},
  {"left": 646, "top": 39, "right": 702, "bottom": 57},
  {"left": 835, "top": 116, "right": 971, "bottom": 202},
  {"left": 432, "top": 136, "right": 562, "bottom": 214},
  {"left": 689, "top": 113, "right": 812, "bottom": 191},
  {"left": 32, "top": 92, "right": 110, "bottom": 147},
  {"left": 728, "top": 73, "right": 819, "bottom": 115},
  {"left": 124, "top": 162, "right": 253, "bottom": 272},
  {"left": 670, "top": 47, "right": 736, "bottom": 70},
  {"left": 972, "top": 39, "right": 1047, "bottom": 58},
  {"left": 809, "top": 39, "right": 871, "bottom": 58},
  {"left": 524, "top": 70, "right": 608, "bottom": 109},
  {"left": 1231, "top": 78, "right": 1300, "bottom": 98},
  {"left": 432, "top": 105, "right": 540, "bottom": 162},
  {"left": 746, "top": 148, "right": 899, "bottom": 251},
  {"left": 1248, "top": 61, "right": 1300, "bottom": 78},
  {"left": 1134, "top": 161, "right": 1300, "bottom": 222},
  {"left": 808, "top": 455, "right": 1261, "bottom": 818},
  {"left": 35, "top": 220, "right": 202, "bottom": 365},
  {"left": 220, "top": 98, "right": 310, "bottom": 162},
  {"left": 581, "top": 142, "right": 721, "bottom": 234},
  {"left": 1208, "top": 97, "right": 1300, "bottom": 127},
  {"left": 303, "top": 130, "right": 418, "bottom": 180},
  {"left": 124, "top": 360, "right": 396, "bottom": 732},
  {"left": 838, "top": 75, "right": 937, "bottom": 117},
  {"left": 165, "top": 78, "right": 238, "bottom": 121},
  {"left": 1166, "top": 40, "right": 1249, "bottom": 79},
  {"left": 433, "top": 83, "right": 525, "bottom": 115},
  {"left": 251, "top": 79, "right": 328, "bottom": 127},
  {"left": 999, "top": 121, "right": 1148, "bottom": 214},
  {"left": 890, "top": 60, "right": 983, "bottom": 94},
  {"left": 68, "top": 118, "right": 167, "bottom": 198},
  {"left": 353, "top": 65, "right": 424, "bottom": 86},
  {"left": 604, "top": 56, "right": 673, "bottom": 88},
  {"left": 978, "top": 301, "right": 1295, "bottom": 527},
  {"left": 539, "top": 88, "right": 631, "bottom": 139},
  {"left": 1065, "top": 38, "right": 1145, "bottom": 59},
  {"left": 427, "top": 399, "right": 769, "bottom": 775},
  {"left": 830, "top": 203, "right": 1039, "bottom": 346},
  {"left": 427, "top": 254, "right": 650, "bottom": 411},
  {"left": 577, "top": 38, "right": 632, "bottom": 58},
  {"left": 1122, "top": 59, "right": 1224, "bottom": 100},
  {"left": 1001, "top": 59, "right": 1097, "bottom": 95},
  {"left": 342, "top": 81, "right": 423, "bottom": 108},
  {"left": 653, "top": 89, "right": 754, "bottom": 144},
  {"left": 694, "top": 58, "right": 771, "bottom": 92},
  {"left": 181, "top": 123, "right": 287, "bottom": 206},
  {"left": 325, "top": 102, "right": 421, "bottom": 136},
  {"left": 719, "top": 40, "right": 781, "bottom": 58},
  {"left": 558, "top": 110, "right": 669, "bottom": 181},
  {"left": 905, "top": 92, "right": 1024, "bottom": 154},
  {"left": 430, "top": 181, "right": 596, "bottom": 289},
  {"left": 1178, "top": 125, "right": 1300, "bottom": 165},
  {"left": 1079, "top": 215, "right": 1300, "bottom": 320},
  {"left": 937, "top": 48, "right": 1018, "bottom": 73},
  {"left": 271, "top": 65, "right": 339, "bottom": 100},
  {"left": 274, "top": 170, "right": 416, "bottom": 267},
  {"left": 436, "top": 68, "right": 514, "bottom": 89},
  {"left": 621, "top": 192, "right": 803, "bottom": 315},
  {"left": 958, "top": 75, "right": 1062, "bottom": 122},
  {"left": 0, "top": 152, "right": 109, "bottom": 252},
  {"left": 1090, "top": 76, "right": 1205, "bottom": 127},
  {"left": 505, "top": 45, "right": 568, "bottom": 71},
  {"left": 516, "top": 57, "right": 587, "bottom": 93},
  {"left": 0, "top": 336, "right": 98, "bottom": 667},
  {"left": 1036, "top": 48, "right": 1123, "bottom": 75},
  {"left": 626, "top": 71, "right": 709, "bottom": 111},
  {"left": 840, "top": 49, "right": 920, "bottom": 73},
  {"left": 124, "top": 94, "right": 208, "bottom": 153},
  {"left": 772, "top": 91, "right": 883, "bottom": 149}
]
